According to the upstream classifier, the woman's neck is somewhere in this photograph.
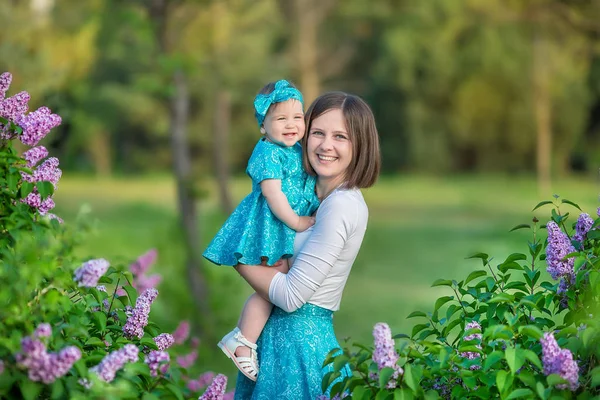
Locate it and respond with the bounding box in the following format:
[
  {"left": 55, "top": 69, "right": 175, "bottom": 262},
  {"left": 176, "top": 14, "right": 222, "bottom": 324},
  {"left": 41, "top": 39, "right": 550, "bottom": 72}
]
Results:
[{"left": 316, "top": 176, "right": 345, "bottom": 201}]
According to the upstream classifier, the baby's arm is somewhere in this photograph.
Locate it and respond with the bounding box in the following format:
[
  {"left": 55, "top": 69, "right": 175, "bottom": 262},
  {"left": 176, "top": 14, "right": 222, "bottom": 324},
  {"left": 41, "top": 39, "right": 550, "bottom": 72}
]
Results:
[{"left": 261, "top": 179, "right": 314, "bottom": 232}]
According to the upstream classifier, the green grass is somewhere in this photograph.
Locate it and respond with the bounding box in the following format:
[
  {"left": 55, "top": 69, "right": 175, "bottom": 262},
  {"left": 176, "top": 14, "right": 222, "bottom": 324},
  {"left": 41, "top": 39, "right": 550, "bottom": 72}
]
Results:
[{"left": 52, "top": 173, "right": 600, "bottom": 377}]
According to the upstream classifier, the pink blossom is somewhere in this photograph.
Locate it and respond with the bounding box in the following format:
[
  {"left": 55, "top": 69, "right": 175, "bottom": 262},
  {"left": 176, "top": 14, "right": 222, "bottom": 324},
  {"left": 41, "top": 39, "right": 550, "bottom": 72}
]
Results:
[
  {"left": 73, "top": 259, "right": 110, "bottom": 288},
  {"left": 173, "top": 321, "right": 190, "bottom": 344},
  {"left": 130, "top": 249, "right": 158, "bottom": 276},
  {"left": 134, "top": 274, "right": 162, "bottom": 294},
  {"left": 372, "top": 323, "right": 402, "bottom": 388},
  {"left": 176, "top": 349, "right": 198, "bottom": 369},
  {"left": 0, "top": 72, "right": 11, "bottom": 100},
  {"left": 17, "top": 106, "right": 61, "bottom": 146},
  {"left": 22, "top": 146, "right": 48, "bottom": 168},
  {"left": 199, "top": 374, "right": 227, "bottom": 400},
  {"left": 123, "top": 288, "right": 159, "bottom": 339},
  {"left": 154, "top": 333, "right": 175, "bottom": 351},
  {"left": 145, "top": 350, "right": 170, "bottom": 377}
]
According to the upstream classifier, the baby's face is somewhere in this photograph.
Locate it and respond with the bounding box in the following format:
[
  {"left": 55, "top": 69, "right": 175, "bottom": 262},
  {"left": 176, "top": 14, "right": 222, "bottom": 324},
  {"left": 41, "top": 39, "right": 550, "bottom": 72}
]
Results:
[{"left": 262, "top": 100, "right": 305, "bottom": 147}]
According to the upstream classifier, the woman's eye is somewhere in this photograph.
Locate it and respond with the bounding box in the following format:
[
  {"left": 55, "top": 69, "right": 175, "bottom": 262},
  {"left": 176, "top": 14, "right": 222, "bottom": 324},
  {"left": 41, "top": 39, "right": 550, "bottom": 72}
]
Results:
[
  {"left": 311, "top": 131, "right": 324, "bottom": 136},
  {"left": 335, "top": 134, "right": 348, "bottom": 140}
]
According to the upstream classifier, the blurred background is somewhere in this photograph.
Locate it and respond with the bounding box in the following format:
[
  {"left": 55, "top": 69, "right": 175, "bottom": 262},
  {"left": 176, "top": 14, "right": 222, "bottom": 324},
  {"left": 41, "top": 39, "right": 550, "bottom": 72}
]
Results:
[{"left": 2, "top": 0, "right": 599, "bottom": 379}]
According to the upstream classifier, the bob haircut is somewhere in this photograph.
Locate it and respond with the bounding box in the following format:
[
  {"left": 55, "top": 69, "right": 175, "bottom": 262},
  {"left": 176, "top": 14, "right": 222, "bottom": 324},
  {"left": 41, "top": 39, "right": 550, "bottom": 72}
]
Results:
[{"left": 302, "top": 91, "right": 381, "bottom": 189}]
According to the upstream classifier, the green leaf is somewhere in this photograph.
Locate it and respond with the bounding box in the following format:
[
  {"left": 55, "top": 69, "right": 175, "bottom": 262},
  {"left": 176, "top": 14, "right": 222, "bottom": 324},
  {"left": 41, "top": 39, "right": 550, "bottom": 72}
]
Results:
[
  {"left": 406, "top": 311, "right": 427, "bottom": 319},
  {"left": 165, "top": 383, "right": 185, "bottom": 400},
  {"left": 19, "top": 381, "right": 43, "bottom": 400},
  {"left": 587, "top": 230, "right": 600, "bottom": 240},
  {"left": 333, "top": 354, "right": 350, "bottom": 373},
  {"left": 532, "top": 200, "right": 553, "bottom": 211},
  {"left": 536, "top": 382, "right": 547, "bottom": 399},
  {"left": 522, "top": 350, "right": 542, "bottom": 370},
  {"left": 140, "top": 337, "right": 158, "bottom": 350},
  {"left": 434, "top": 296, "right": 454, "bottom": 312},
  {"left": 431, "top": 279, "right": 453, "bottom": 287},
  {"left": 379, "top": 367, "right": 395, "bottom": 388},
  {"left": 561, "top": 199, "right": 581, "bottom": 210},
  {"left": 510, "top": 224, "right": 531, "bottom": 232},
  {"left": 394, "top": 389, "right": 414, "bottom": 400},
  {"left": 376, "top": 389, "right": 392, "bottom": 400},
  {"left": 36, "top": 181, "right": 54, "bottom": 200},
  {"left": 92, "top": 312, "right": 107, "bottom": 333},
  {"left": 123, "top": 285, "right": 138, "bottom": 305},
  {"left": 518, "top": 325, "right": 543, "bottom": 340},
  {"left": 20, "top": 181, "right": 34, "bottom": 198},
  {"left": 505, "top": 348, "right": 526, "bottom": 375},
  {"left": 467, "top": 252, "right": 489, "bottom": 262},
  {"left": 489, "top": 293, "right": 514, "bottom": 303},
  {"left": 546, "top": 374, "right": 567, "bottom": 387},
  {"left": 484, "top": 351, "right": 504, "bottom": 371},
  {"left": 403, "top": 363, "right": 418, "bottom": 392},
  {"left": 464, "top": 270, "right": 487, "bottom": 285},
  {"left": 85, "top": 337, "right": 105, "bottom": 347},
  {"left": 590, "top": 366, "right": 600, "bottom": 388},
  {"left": 496, "top": 370, "right": 510, "bottom": 395},
  {"left": 506, "top": 389, "right": 534, "bottom": 399},
  {"left": 411, "top": 323, "right": 429, "bottom": 338}
]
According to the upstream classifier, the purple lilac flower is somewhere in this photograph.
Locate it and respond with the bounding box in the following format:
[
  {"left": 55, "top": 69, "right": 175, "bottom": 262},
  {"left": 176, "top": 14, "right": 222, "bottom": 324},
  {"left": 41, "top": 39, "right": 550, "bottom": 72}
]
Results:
[
  {"left": 15, "top": 337, "right": 81, "bottom": 384},
  {"left": 78, "top": 378, "right": 92, "bottom": 389},
  {"left": 145, "top": 350, "right": 170, "bottom": 377},
  {"left": 130, "top": 249, "right": 157, "bottom": 276},
  {"left": 123, "top": 288, "right": 159, "bottom": 339},
  {"left": 546, "top": 221, "right": 576, "bottom": 280},
  {"left": 540, "top": 332, "right": 579, "bottom": 391},
  {"left": 0, "top": 91, "right": 30, "bottom": 122},
  {"left": 187, "top": 372, "right": 216, "bottom": 392},
  {"left": 34, "top": 323, "right": 52, "bottom": 338},
  {"left": 191, "top": 337, "right": 200, "bottom": 349},
  {"left": 222, "top": 392, "right": 235, "bottom": 400},
  {"left": 557, "top": 277, "right": 572, "bottom": 295},
  {"left": 573, "top": 213, "right": 594, "bottom": 243},
  {"left": 173, "top": 320, "right": 190, "bottom": 344},
  {"left": 154, "top": 333, "right": 174, "bottom": 351},
  {"left": 73, "top": 258, "right": 110, "bottom": 288},
  {"left": 33, "top": 157, "right": 61, "bottom": 188},
  {"left": 17, "top": 106, "right": 61, "bottom": 146},
  {"left": 46, "top": 213, "right": 64, "bottom": 224},
  {"left": 187, "top": 379, "right": 205, "bottom": 392},
  {"left": 460, "top": 321, "right": 482, "bottom": 361},
  {"left": 372, "top": 323, "right": 403, "bottom": 388},
  {"left": 597, "top": 207, "right": 600, "bottom": 218},
  {"left": 96, "top": 285, "right": 107, "bottom": 292},
  {"left": 0, "top": 72, "right": 11, "bottom": 100},
  {"left": 90, "top": 344, "right": 139, "bottom": 382},
  {"left": 199, "top": 374, "right": 228, "bottom": 400},
  {"left": 22, "top": 146, "right": 48, "bottom": 168},
  {"left": 177, "top": 349, "right": 198, "bottom": 369}
]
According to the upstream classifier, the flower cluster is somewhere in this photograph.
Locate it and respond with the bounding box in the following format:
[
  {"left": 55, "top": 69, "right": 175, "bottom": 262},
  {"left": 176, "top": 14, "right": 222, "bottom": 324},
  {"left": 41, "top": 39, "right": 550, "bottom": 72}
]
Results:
[
  {"left": 173, "top": 320, "right": 190, "bottom": 344},
  {"left": 199, "top": 374, "right": 228, "bottom": 400},
  {"left": 187, "top": 371, "right": 215, "bottom": 392},
  {"left": 34, "top": 323, "right": 52, "bottom": 338},
  {"left": 15, "top": 335, "right": 81, "bottom": 384},
  {"left": 17, "top": 106, "right": 62, "bottom": 146},
  {"left": 118, "top": 249, "right": 162, "bottom": 295},
  {"left": 177, "top": 349, "right": 198, "bottom": 369},
  {"left": 372, "top": 323, "right": 403, "bottom": 388},
  {"left": 460, "top": 321, "right": 482, "bottom": 369},
  {"left": 123, "top": 288, "right": 159, "bottom": 339},
  {"left": 145, "top": 350, "right": 170, "bottom": 378},
  {"left": 545, "top": 221, "right": 576, "bottom": 281},
  {"left": 154, "top": 333, "right": 174, "bottom": 351},
  {"left": 73, "top": 258, "right": 110, "bottom": 288},
  {"left": 90, "top": 344, "right": 139, "bottom": 383},
  {"left": 540, "top": 332, "right": 579, "bottom": 391}
]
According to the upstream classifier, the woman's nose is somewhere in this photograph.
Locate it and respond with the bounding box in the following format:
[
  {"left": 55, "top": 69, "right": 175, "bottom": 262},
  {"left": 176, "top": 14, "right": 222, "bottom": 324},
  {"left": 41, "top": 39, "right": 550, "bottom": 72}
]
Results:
[{"left": 319, "top": 135, "right": 334, "bottom": 150}]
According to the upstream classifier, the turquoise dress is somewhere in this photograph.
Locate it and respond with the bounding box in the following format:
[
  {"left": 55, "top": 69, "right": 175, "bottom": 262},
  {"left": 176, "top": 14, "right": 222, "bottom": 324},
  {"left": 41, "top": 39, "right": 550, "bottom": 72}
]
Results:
[
  {"left": 234, "top": 304, "right": 350, "bottom": 400},
  {"left": 203, "top": 139, "right": 319, "bottom": 266}
]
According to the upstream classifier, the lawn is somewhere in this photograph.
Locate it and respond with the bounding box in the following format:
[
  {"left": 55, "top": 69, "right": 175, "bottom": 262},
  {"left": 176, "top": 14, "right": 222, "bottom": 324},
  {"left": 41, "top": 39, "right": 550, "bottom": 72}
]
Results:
[{"left": 52, "top": 173, "right": 600, "bottom": 378}]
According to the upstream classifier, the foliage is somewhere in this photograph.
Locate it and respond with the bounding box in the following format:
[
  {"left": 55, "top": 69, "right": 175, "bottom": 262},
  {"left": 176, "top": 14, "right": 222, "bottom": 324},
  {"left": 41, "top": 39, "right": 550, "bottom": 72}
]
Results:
[
  {"left": 323, "top": 198, "right": 600, "bottom": 399},
  {"left": 0, "top": 74, "right": 233, "bottom": 399}
]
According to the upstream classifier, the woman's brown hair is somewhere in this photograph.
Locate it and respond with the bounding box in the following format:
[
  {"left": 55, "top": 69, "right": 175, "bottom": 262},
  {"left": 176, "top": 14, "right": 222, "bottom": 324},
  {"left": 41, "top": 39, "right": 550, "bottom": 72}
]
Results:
[{"left": 302, "top": 91, "right": 381, "bottom": 189}]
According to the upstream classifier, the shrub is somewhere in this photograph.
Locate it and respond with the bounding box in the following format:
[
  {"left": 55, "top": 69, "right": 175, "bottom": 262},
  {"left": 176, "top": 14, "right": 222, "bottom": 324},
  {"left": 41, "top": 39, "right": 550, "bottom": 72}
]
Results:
[
  {"left": 324, "top": 199, "right": 600, "bottom": 399},
  {"left": 0, "top": 72, "right": 234, "bottom": 399}
]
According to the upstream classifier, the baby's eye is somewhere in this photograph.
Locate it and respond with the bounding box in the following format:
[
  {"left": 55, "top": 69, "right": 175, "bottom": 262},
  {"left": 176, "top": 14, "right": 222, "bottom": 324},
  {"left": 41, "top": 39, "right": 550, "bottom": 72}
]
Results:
[
  {"left": 277, "top": 117, "right": 286, "bottom": 121},
  {"left": 294, "top": 115, "right": 303, "bottom": 119}
]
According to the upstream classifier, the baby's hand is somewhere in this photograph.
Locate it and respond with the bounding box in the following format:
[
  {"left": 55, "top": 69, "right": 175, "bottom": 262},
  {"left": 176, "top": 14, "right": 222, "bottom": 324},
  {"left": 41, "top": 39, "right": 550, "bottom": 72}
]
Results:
[{"left": 295, "top": 216, "right": 315, "bottom": 232}]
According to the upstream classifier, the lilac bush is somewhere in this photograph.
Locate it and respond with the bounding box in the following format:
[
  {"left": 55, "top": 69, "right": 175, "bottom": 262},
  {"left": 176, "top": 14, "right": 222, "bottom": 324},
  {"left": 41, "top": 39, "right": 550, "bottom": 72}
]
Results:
[
  {"left": 0, "top": 72, "right": 231, "bottom": 399},
  {"left": 323, "top": 197, "right": 600, "bottom": 399}
]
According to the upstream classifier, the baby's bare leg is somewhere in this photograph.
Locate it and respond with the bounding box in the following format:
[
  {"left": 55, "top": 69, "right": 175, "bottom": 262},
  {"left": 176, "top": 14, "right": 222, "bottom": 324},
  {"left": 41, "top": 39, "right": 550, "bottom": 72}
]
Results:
[{"left": 236, "top": 292, "right": 273, "bottom": 358}]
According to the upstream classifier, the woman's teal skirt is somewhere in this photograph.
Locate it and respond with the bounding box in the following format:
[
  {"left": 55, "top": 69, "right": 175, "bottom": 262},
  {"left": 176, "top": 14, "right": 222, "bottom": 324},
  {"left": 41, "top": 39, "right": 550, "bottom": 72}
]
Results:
[{"left": 234, "top": 303, "right": 349, "bottom": 400}]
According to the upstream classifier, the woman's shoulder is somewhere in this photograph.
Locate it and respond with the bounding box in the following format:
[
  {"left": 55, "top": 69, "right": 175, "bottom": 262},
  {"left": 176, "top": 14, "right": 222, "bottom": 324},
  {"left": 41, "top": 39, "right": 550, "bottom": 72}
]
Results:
[{"left": 321, "top": 188, "right": 368, "bottom": 218}]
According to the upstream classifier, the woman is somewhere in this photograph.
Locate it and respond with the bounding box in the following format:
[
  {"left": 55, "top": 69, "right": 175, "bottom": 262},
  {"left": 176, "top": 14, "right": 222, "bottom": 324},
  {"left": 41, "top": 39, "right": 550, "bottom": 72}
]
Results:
[{"left": 234, "top": 91, "right": 381, "bottom": 399}]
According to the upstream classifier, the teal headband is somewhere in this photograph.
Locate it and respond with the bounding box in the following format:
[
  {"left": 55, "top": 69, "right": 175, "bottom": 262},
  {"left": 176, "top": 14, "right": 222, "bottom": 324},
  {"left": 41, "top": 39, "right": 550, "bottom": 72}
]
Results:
[{"left": 254, "top": 80, "right": 304, "bottom": 127}]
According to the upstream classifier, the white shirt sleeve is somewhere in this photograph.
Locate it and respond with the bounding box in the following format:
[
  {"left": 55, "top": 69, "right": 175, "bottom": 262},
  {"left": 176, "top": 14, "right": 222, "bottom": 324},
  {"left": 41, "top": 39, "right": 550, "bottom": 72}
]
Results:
[{"left": 268, "top": 193, "right": 356, "bottom": 312}]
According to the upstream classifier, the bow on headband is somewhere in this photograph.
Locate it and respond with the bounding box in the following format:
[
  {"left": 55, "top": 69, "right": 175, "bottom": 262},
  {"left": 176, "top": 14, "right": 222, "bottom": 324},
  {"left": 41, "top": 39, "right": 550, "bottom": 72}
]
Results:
[{"left": 253, "top": 80, "right": 304, "bottom": 127}]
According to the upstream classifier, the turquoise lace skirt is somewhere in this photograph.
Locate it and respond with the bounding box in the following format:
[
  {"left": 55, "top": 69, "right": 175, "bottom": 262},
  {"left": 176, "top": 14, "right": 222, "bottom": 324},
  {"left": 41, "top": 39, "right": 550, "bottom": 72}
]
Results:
[{"left": 234, "top": 303, "right": 349, "bottom": 400}]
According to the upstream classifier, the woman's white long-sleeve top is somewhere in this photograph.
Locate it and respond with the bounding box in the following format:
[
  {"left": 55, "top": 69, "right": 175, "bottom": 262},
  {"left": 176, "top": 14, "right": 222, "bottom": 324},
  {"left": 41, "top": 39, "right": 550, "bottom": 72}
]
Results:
[{"left": 268, "top": 188, "right": 368, "bottom": 312}]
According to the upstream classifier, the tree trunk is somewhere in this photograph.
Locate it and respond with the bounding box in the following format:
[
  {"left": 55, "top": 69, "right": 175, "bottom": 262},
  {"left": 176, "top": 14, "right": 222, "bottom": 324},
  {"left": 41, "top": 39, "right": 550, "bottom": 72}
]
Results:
[
  {"left": 533, "top": 31, "right": 552, "bottom": 196},
  {"left": 89, "top": 131, "right": 112, "bottom": 177},
  {"left": 170, "top": 69, "right": 212, "bottom": 338},
  {"left": 294, "top": 0, "right": 320, "bottom": 103},
  {"left": 213, "top": 89, "right": 233, "bottom": 214}
]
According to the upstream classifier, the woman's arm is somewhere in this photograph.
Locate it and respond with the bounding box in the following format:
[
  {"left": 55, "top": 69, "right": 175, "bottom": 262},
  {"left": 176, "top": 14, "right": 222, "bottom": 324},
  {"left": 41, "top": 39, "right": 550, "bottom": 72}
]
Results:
[
  {"left": 261, "top": 179, "right": 314, "bottom": 232},
  {"left": 236, "top": 193, "right": 358, "bottom": 312}
]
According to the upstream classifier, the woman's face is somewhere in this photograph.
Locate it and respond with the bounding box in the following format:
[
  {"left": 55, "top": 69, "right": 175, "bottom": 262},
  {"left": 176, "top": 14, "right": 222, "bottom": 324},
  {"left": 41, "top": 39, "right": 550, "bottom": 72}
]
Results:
[{"left": 307, "top": 109, "right": 353, "bottom": 185}]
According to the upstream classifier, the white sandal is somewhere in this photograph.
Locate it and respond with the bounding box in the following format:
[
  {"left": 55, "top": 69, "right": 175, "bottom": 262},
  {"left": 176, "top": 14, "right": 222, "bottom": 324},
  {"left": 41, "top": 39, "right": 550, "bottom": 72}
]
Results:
[{"left": 217, "top": 327, "right": 259, "bottom": 381}]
